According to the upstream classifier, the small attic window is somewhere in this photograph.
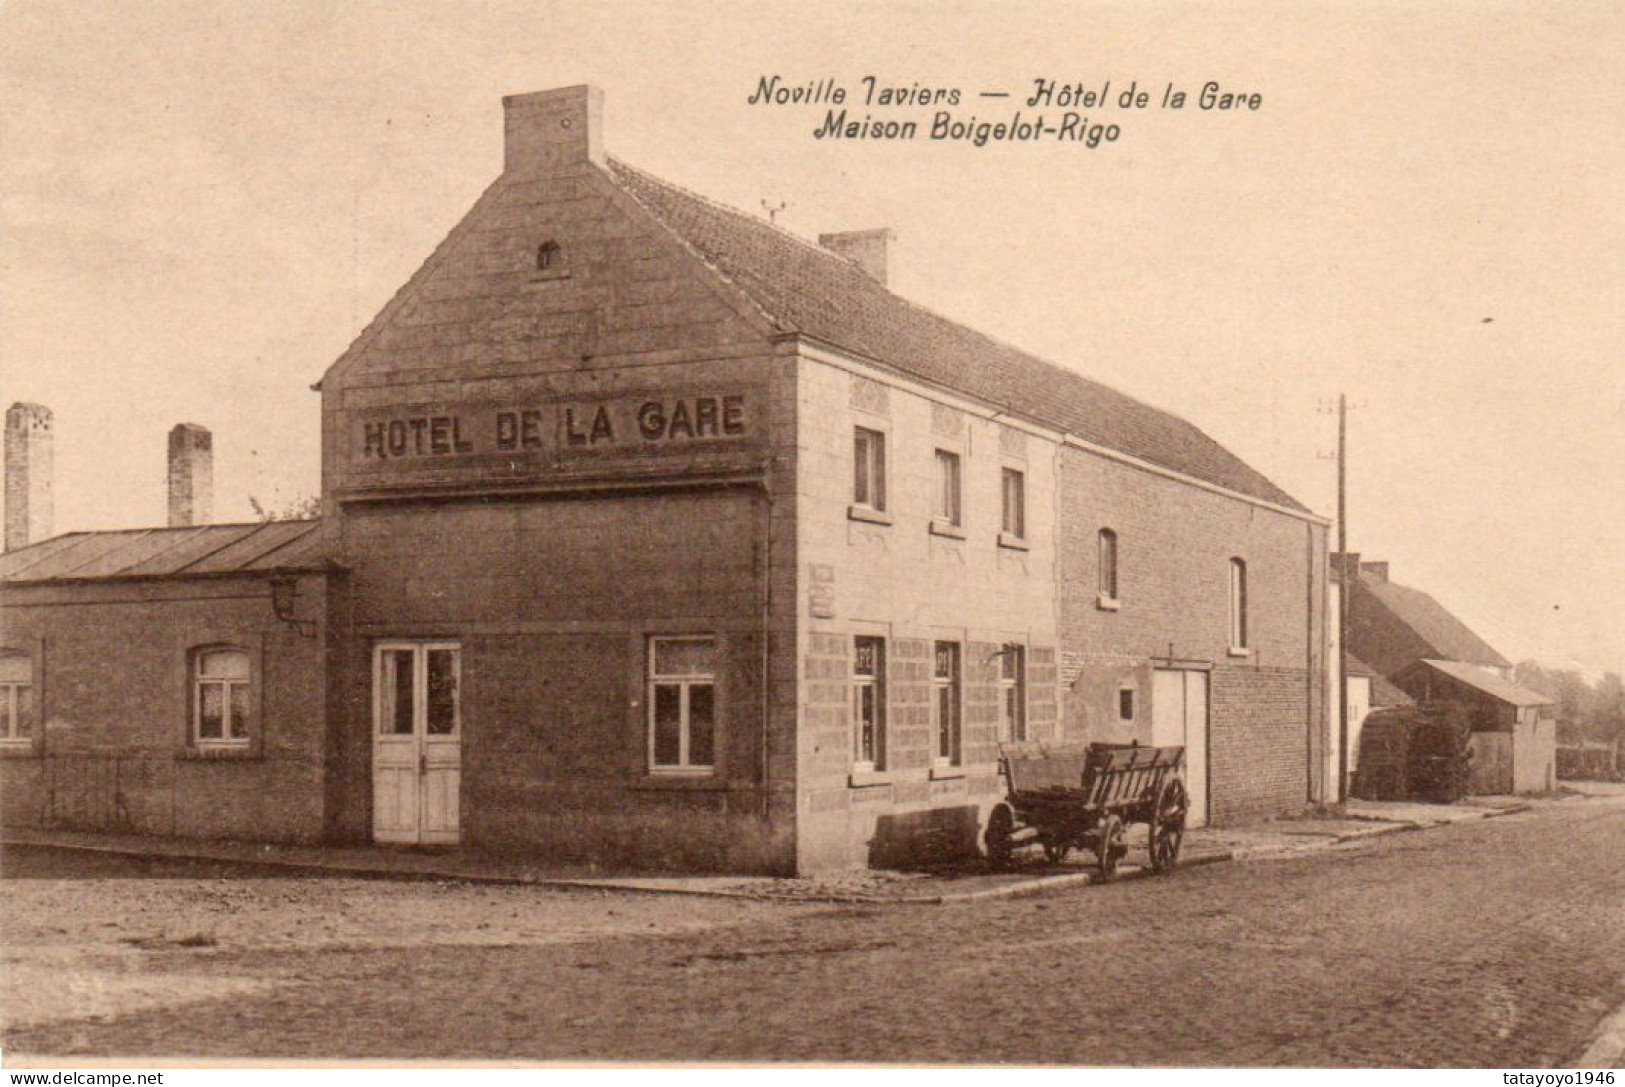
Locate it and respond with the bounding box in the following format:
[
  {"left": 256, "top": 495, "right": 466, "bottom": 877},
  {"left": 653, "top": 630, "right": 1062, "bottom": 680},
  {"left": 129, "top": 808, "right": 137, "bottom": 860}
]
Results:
[{"left": 536, "top": 240, "right": 562, "bottom": 271}]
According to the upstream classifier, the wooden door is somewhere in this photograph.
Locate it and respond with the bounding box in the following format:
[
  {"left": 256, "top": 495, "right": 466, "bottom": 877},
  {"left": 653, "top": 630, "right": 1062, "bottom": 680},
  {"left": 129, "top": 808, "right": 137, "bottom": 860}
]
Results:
[
  {"left": 1153, "top": 668, "right": 1210, "bottom": 828},
  {"left": 372, "top": 643, "right": 461, "bottom": 845}
]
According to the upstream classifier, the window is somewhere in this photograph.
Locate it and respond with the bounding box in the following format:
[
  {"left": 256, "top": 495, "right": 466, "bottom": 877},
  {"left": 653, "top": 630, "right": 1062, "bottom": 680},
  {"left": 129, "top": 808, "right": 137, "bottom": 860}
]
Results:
[
  {"left": 854, "top": 427, "right": 887, "bottom": 511},
  {"left": 0, "top": 652, "right": 33, "bottom": 745},
  {"left": 934, "top": 449, "right": 962, "bottom": 526},
  {"left": 193, "top": 648, "right": 250, "bottom": 747},
  {"left": 852, "top": 636, "right": 886, "bottom": 769},
  {"left": 998, "top": 644, "right": 1026, "bottom": 743},
  {"left": 933, "top": 641, "right": 961, "bottom": 766},
  {"left": 649, "top": 637, "right": 716, "bottom": 773},
  {"left": 1229, "top": 558, "right": 1249, "bottom": 651},
  {"left": 1000, "top": 467, "right": 1026, "bottom": 540},
  {"left": 375, "top": 642, "right": 461, "bottom": 738},
  {"left": 1118, "top": 686, "right": 1136, "bottom": 722},
  {"left": 1098, "top": 528, "right": 1119, "bottom": 600},
  {"left": 536, "top": 239, "right": 561, "bottom": 271}
]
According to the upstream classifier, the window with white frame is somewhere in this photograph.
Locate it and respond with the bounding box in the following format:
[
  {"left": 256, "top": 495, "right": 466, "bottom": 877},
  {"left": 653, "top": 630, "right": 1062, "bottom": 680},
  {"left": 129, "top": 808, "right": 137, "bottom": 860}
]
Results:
[
  {"left": 193, "top": 647, "right": 250, "bottom": 747},
  {"left": 1001, "top": 468, "right": 1026, "bottom": 540},
  {"left": 1229, "top": 558, "right": 1249, "bottom": 651},
  {"left": 852, "top": 636, "right": 886, "bottom": 770},
  {"left": 933, "top": 641, "right": 962, "bottom": 766},
  {"left": 853, "top": 427, "right": 887, "bottom": 512},
  {"left": 934, "top": 449, "right": 962, "bottom": 526},
  {"left": 649, "top": 637, "right": 716, "bottom": 773},
  {"left": 1099, "top": 528, "right": 1119, "bottom": 601},
  {"left": 0, "top": 651, "right": 34, "bottom": 745},
  {"left": 998, "top": 644, "right": 1026, "bottom": 743}
]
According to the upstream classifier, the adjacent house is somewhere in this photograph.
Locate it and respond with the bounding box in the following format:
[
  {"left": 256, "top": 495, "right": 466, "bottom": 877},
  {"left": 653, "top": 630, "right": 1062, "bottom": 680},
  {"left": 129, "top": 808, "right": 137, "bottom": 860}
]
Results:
[{"left": 1340, "top": 554, "right": 1554, "bottom": 795}]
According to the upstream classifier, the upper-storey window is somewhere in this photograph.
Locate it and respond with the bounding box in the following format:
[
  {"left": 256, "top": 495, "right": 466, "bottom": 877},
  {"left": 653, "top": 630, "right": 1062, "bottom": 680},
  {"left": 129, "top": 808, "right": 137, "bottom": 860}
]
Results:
[
  {"left": 194, "top": 647, "right": 251, "bottom": 747},
  {"left": 1099, "top": 528, "right": 1119, "bottom": 601},
  {"left": 1229, "top": 558, "right": 1250, "bottom": 652},
  {"left": 1000, "top": 467, "right": 1026, "bottom": 540},
  {"left": 934, "top": 449, "right": 962, "bottom": 526},
  {"left": 854, "top": 427, "right": 887, "bottom": 512},
  {"left": 0, "top": 651, "right": 33, "bottom": 746}
]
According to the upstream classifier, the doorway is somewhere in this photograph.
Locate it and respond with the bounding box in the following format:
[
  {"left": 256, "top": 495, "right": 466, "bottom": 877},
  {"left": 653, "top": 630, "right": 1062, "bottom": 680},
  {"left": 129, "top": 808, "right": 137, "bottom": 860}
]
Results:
[
  {"left": 372, "top": 642, "right": 462, "bottom": 845},
  {"left": 1152, "top": 668, "right": 1210, "bottom": 828}
]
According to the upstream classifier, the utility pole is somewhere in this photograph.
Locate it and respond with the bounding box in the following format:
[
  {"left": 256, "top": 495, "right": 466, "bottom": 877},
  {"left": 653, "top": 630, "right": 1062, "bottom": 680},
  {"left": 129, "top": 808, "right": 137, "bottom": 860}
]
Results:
[
  {"left": 1336, "top": 394, "right": 1349, "bottom": 804},
  {"left": 1319, "top": 394, "right": 1364, "bottom": 802}
]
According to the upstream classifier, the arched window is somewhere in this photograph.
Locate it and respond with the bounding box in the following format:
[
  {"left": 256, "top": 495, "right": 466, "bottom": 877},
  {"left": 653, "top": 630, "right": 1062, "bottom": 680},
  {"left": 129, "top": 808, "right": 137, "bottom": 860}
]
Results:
[
  {"left": 193, "top": 647, "right": 251, "bottom": 747},
  {"left": 1098, "top": 528, "right": 1119, "bottom": 601},
  {"left": 1228, "top": 558, "right": 1249, "bottom": 652},
  {"left": 0, "top": 650, "right": 33, "bottom": 745},
  {"left": 535, "top": 240, "right": 561, "bottom": 272}
]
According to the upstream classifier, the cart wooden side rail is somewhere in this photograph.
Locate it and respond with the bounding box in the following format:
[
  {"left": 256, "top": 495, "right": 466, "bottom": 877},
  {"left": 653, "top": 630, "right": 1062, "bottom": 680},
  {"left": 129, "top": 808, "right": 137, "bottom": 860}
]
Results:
[{"left": 985, "top": 742, "right": 1189, "bottom": 879}]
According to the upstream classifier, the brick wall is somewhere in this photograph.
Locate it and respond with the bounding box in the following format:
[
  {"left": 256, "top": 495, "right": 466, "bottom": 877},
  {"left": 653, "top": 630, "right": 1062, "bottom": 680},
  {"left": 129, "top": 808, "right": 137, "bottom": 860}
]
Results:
[
  {"left": 793, "top": 353, "right": 1061, "bottom": 872},
  {"left": 1210, "top": 664, "right": 1312, "bottom": 823},
  {"left": 1057, "top": 444, "right": 1327, "bottom": 822},
  {"left": 317, "top": 145, "right": 802, "bottom": 872},
  {"left": 0, "top": 574, "right": 330, "bottom": 842}
]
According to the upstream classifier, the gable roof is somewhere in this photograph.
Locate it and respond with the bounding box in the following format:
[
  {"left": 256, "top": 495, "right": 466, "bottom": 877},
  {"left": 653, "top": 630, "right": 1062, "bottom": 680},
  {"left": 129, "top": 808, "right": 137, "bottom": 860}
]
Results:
[
  {"left": 605, "top": 159, "right": 1310, "bottom": 514},
  {"left": 0, "top": 521, "right": 328, "bottom": 584},
  {"left": 1410, "top": 659, "right": 1551, "bottom": 708},
  {"left": 1358, "top": 572, "right": 1511, "bottom": 670}
]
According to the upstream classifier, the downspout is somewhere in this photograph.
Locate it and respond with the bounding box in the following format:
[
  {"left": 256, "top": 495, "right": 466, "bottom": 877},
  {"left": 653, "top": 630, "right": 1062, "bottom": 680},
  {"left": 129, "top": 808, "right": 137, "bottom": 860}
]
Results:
[
  {"left": 1305, "top": 520, "right": 1319, "bottom": 803},
  {"left": 758, "top": 461, "right": 775, "bottom": 823}
]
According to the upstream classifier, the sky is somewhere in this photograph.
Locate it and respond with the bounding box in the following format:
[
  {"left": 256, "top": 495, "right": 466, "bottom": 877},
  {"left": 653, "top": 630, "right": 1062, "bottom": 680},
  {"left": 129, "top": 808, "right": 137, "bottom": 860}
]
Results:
[{"left": 1, "top": 0, "right": 1620, "bottom": 675}]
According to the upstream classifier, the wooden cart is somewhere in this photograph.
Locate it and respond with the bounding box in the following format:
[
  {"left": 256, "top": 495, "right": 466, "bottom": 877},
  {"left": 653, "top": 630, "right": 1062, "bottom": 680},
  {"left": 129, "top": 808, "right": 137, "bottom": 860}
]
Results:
[{"left": 984, "top": 742, "right": 1189, "bottom": 879}]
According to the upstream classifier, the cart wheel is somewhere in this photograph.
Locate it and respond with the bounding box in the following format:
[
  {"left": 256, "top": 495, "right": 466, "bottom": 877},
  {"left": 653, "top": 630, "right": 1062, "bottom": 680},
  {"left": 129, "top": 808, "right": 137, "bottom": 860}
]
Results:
[
  {"left": 1096, "top": 814, "right": 1124, "bottom": 881},
  {"left": 985, "top": 803, "right": 1017, "bottom": 871},
  {"left": 1041, "top": 837, "right": 1070, "bottom": 865},
  {"left": 1149, "top": 777, "right": 1188, "bottom": 874}
]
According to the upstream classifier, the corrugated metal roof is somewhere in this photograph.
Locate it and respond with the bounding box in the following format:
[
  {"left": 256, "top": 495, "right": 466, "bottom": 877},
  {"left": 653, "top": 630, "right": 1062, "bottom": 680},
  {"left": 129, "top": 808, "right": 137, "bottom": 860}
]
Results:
[
  {"left": 0, "top": 521, "right": 327, "bottom": 584},
  {"left": 1417, "top": 659, "right": 1551, "bottom": 708}
]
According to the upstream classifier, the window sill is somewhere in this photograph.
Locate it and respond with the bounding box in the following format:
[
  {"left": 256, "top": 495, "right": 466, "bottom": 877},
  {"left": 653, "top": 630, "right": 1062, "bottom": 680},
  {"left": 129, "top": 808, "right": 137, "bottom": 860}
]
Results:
[
  {"left": 526, "top": 269, "right": 572, "bottom": 285},
  {"left": 848, "top": 505, "right": 893, "bottom": 527},
  {"left": 996, "top": 532, "right": 1029, "bottom": 552},
  {"left": 632, "top": 773, "right": 726, "bottom": 792},
  {"left": 928, "top": 520, "right": 966, "bottom": 540},
  {"left": 0, "top": 742, "right": 40, "bottom": 759},
  {"left": 848, "top": 768, "right": 898, "bottom": 788},
  {"left": 177, "top": 745, "right": 261, "bottom": 762},
  {"left": 1096, "top": 594, "right": 1121, "bottom": 612},
  {"left": 1227, "top": 647, "right": 1252, "bottom": 658},
  {"left": 929, "top": 763, "right": 967, "bottom": 781}
]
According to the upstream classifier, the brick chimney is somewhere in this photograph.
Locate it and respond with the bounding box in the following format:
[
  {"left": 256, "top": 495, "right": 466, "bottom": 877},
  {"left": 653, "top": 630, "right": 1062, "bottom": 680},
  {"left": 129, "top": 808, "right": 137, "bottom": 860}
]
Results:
[
  {"left": 4, "top": 402, "right": 54, "bottom": 551},
  {"left": 168, "top": 423, "right": 213, "bottom": 528},
  {"left": 1360, "top": 561, "right": 1389, "bottom": 583},
  {"left": 819, "top": 228, "right": 893, "bottom": 287},
  {"left": 503, "top": 85, "right": 604, "bottom": 176},
  {"left": 1331, "top": 551, "right": 1359, "bottom": 582}
]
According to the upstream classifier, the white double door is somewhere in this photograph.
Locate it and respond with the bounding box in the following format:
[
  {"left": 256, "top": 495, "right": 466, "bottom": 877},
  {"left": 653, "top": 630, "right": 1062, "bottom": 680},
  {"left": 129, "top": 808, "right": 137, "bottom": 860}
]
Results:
[
  {"left": 1151, "top": 668, "right": 1210, "bottom": 829},
  {"left": 373, "top": 642, "right": 462, "bottom": 845}
]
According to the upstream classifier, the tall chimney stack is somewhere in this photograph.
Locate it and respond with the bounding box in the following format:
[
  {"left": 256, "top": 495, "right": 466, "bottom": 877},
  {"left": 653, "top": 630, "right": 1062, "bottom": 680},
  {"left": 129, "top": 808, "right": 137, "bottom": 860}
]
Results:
[
  {"left": 4, "top": 402, "right": 54, "bottom": 551},
  {"left": 819, "top": 228, "right": 894, "bottom": 287},
  {"left": 168, "top": 423, "right": 213, "bottom": 528},
  {"left": 503, "top": 85, "right": 604, "bottom": 176}
]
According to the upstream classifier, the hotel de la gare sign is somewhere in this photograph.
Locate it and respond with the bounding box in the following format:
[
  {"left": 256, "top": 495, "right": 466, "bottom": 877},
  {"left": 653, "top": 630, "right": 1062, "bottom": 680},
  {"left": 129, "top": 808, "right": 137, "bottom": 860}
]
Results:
[{"left": 347, "top": 388, "right": 761, "bottom": 486}]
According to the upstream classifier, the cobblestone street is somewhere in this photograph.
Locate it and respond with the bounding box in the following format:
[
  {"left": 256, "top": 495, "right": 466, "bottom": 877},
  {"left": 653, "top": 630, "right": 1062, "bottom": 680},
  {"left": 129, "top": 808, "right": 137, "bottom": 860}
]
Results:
[{"left": 4, "top": 793, "right": 1623, "bottom": 1065}]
